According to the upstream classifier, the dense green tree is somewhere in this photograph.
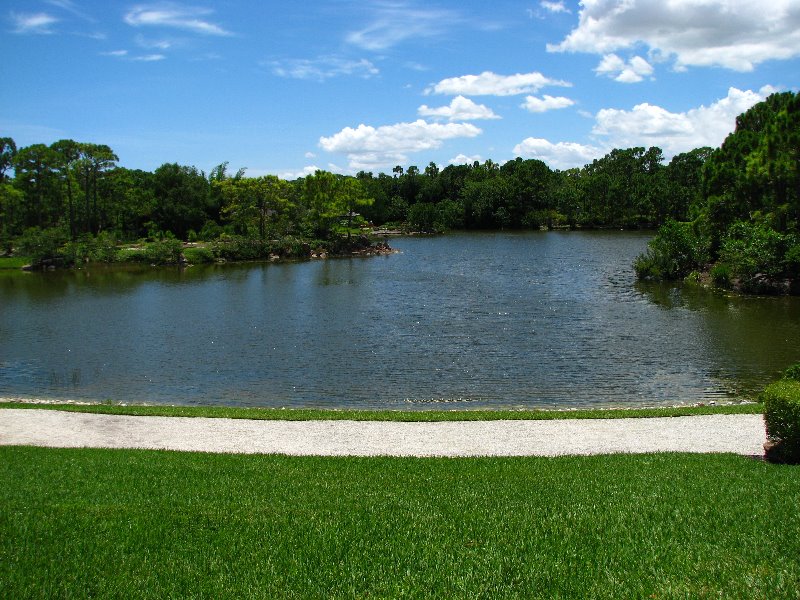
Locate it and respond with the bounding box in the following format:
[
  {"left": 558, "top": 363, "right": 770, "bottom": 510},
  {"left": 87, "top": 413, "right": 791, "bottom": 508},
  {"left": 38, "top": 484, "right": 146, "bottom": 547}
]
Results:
[
  {"left": 0, "top": 137, "right": 17, "bottom": 184},
  {"left": 50, "top": 139, "right": 82, "bottom": 239},
  {"left": 13, "top": 143, "right": 59, "bottom": 229},
  {"left": 151, "top": 163, "right": 210, "bottom": 240},
  {"left": 217, "top": 175, "right": 293, "bottom": 241},
  {"left": 638, "top": 92, "right": 799, "bottom": 287}
]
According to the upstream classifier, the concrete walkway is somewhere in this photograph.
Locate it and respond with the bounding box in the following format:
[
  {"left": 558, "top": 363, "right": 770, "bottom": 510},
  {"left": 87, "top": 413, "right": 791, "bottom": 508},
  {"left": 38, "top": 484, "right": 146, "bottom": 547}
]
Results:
[{"left": 0, "top": 409, "right": 767, "bottom": 457}]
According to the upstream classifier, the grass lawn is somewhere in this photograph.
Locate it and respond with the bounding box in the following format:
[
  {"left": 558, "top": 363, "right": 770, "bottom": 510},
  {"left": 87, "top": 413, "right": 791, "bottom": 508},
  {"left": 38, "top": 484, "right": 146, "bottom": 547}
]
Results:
[
  {"left": 0, "top": 256, "right": 30, "bottom": 270},
  {"left": 1, "top": 447, "right": 798, "bottom": 598},
  {"left": 0, "top": 400, "right": 763, "bottom": 421}
]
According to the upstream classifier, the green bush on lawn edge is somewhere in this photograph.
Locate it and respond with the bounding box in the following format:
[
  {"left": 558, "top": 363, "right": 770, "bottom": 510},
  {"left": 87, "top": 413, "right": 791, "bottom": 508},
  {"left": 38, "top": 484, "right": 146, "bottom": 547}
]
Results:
[{"left": 762, "top": 363, "right": 800, "bottom": 463}]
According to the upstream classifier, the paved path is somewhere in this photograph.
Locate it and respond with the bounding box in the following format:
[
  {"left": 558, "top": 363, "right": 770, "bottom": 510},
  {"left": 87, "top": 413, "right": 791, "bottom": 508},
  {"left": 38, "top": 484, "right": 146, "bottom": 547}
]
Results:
[{"left": 0, "top": 409, "right": 766, "bottom": 457}]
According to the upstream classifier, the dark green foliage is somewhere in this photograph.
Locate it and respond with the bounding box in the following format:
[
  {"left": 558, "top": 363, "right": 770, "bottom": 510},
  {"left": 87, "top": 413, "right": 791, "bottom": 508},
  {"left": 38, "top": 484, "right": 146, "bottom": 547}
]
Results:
[
  {"left": 763, "top": 378, "right": 800, "bottom": 463},
  {"left": 634, "top": 220, "right": 709, "bottom": 279},
  {"left": 13, "top": 226, "right": 68, "bottom": 265},
  {"left": 711, "top": 262, "right": 732, "bottom": 287},
  {"left": 182, "top": 246, "right": 215, "bottom": 264},
  {"left": 639, "top": 92, "right": 799, "bottom": 287},
  {"left": 151, "top": 163, "right": 212, "bottom": 240},
  {"left": 719, "top": 221, "right": 791, "bottom": 280},
  {"left": 211, "top": 234, "right": 271, "bottom": 260},
  {"left": 60, "top": 232, "right": 118, "bottom": 265},
  {"left": 117, "top": 238, "right": 184, "bottom": 265},
  {"left": 785, "top": 363, "right": 800, "bottom": 382},
  {"left": 2, "top": 447, "right": 799, "bottom": 598}
]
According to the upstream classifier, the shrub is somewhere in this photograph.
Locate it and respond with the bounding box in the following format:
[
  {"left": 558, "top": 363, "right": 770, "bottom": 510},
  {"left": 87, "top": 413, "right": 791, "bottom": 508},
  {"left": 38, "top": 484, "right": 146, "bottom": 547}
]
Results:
[
  {"left": 198, "top": 220, "right": 225, "bottom": 241},
  {"left": 182, "top": 246, "right": 215, "bottom": 264},
  {"left": 143, "top": 238, "right": 183, "bottom": 265},
  {"left": 211, "top": 234, "right": 269, "bottom": 261},
  {"left": 60, "top": 232, "right": 119, "bottom": 265},
  {"left": 719, "top": 221, "right": 786, "bottom": 281},
  {"left": 784, "top": 242, "right": 800, "bottom": 277},
  {"left": 784, "top": 362, "right": 800, "bottom": 382},
  {"left": 710, "top": 263, "right": 732, "bottom": 287},
  {"left": 762, "top": 377, "right": 800, "bottom": 463},
  {"left": 634, "top": 220, "right": 709, "bottom": 280},
  {"left": 14, "top": 227, "right": 68, "bottom": 265}
]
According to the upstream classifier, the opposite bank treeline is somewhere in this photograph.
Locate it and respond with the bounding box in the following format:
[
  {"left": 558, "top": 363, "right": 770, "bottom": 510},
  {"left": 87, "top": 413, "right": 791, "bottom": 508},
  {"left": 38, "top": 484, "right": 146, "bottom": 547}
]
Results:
[{"left": 0, "top": 93, "right": 797, "bottom": 287}]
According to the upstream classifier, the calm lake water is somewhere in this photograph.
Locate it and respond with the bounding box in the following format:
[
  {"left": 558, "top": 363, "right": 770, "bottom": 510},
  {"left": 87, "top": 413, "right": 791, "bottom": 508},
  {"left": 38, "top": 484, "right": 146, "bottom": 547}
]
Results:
[{"left": 1, "top": 231, "right": 798, "bottom": 409}]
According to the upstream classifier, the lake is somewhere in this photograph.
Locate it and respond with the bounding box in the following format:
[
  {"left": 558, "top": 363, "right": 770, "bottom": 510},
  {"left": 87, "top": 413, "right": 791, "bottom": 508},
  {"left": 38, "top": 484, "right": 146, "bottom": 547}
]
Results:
[{"left": 1, "top": 231, "right": 798, "bottom": 410}]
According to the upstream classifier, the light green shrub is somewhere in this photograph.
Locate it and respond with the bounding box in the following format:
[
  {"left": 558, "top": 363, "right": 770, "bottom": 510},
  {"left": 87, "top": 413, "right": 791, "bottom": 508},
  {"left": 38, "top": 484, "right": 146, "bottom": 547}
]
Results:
[{"left": 762, "top": 371, "right": 800, "bottom": 463}]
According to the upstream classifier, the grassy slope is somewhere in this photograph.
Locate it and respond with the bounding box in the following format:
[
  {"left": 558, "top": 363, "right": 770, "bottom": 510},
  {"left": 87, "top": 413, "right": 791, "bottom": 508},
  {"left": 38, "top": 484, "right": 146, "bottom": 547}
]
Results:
[
  {"left": 1, "top": 447, "right": 798, "bottom": 599},
  {"left": 0, "top": 401, "right": 762, "bottom": 421}
]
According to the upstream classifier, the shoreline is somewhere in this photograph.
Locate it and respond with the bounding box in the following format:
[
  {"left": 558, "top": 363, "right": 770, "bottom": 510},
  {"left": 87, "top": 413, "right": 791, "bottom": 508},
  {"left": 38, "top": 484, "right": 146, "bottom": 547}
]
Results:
[{"left": 0, "top": 397, "right": 762, "bottom": 423}]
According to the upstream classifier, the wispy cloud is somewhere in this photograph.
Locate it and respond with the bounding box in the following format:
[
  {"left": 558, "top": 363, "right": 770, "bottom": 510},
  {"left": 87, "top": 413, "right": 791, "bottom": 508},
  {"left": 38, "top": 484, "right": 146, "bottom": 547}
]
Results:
[
  {"left": 540, "top": 1, "right": 570, "bottom": 14},
  {"left": 135, "top": 34, "right": 173, "bottom": 50},
  {"left": 103, "top": 50, "right": 166, "bottom": 62},
  {"left": 346, "top": 1, "right": 460, "bottom": 51},
  {"left": 45, "top": 0, "right": 95, "bottom": 22},
  {"left": 132, "top": 53, "right": 167, "bottom": 62},
  {"left": 124, "top": 4, "right": 232, "bottom": 36},
  {"left": 11, "top": 12, "right": 59, "bottom": 34},
  {"left": 270, "top": 57, "right": 379, "bottom": 82}
]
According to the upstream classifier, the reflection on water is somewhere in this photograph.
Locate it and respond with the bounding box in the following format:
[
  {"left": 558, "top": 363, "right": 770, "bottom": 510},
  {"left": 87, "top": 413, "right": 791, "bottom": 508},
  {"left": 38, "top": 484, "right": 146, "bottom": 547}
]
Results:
[{"left": 1, "top": 231, "right": 798, "bottom": 409}]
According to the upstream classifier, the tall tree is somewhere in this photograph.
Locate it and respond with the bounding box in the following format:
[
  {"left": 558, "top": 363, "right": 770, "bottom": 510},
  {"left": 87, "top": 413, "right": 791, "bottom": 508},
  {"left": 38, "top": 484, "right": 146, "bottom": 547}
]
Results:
[
  {"left": 218, "top": 175, "right": 293, "bottom": 241},
  {"left": 0, "top": 137, "right": 17, "bottom": 184},
  {"left": 13, "top": 144, "right": 59, "bottom": 229},
  {"left": 50, "top": 139, "right": 82, "bottom": 239},
  {"left": 151, "top": 163, "right": 210, "bottom": 240}
]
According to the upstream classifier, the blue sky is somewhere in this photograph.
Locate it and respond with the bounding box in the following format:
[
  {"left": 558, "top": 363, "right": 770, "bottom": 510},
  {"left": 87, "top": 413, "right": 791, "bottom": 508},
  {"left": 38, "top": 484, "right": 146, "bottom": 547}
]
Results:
[{"left": 2, "top": 0, "right": 798, "bottom": 177}]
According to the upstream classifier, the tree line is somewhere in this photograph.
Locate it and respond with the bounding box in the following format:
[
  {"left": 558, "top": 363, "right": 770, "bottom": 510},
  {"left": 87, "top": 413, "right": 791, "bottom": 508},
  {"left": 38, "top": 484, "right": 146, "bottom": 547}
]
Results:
[
  {"left": 0, "top": 141, "right": 708, "bottom": 249},
  {"left": 0, "top": 91, "right": 797, "bottom": 282}
]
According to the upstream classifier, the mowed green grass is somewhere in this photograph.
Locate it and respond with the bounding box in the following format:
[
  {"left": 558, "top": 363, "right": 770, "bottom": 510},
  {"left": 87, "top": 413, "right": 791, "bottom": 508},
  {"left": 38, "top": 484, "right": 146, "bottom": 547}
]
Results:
[
  {"left": 0, "top": 256, "right": 31, "bottom": 269},
  {"left": 0, "top": 400, "right": 763, "bottom": 421},
  {"left": 2, "top": 447, "right": 798, "bottom": 599}
]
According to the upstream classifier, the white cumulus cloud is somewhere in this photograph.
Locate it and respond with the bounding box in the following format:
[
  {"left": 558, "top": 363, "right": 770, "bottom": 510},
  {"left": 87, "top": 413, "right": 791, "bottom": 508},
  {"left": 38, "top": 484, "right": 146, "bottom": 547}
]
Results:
[
  {"left": 548, "top": 0, "right": 800, "bottom": 72},
  {"left": 426, "top": 71, "right": 571, "bottom": 96},
  {"left": 592, "top": 86, "right": 777, "bottom": 156},
  {"left": 418, "top": 96, "right": 500, "bottom": 121},
  {"left": 513, "top": 138, "right": 603, "bottom": 170},
  {"left": 449, "top": 153, "right": 483, "bottom": 165},
  {"left": 513, "top": 85, "right": 778, "bottom": 170},
  {"left": 595, "top": 54, "right": 654, "bottom": 83},
  {"left": 319, "top": 120, "right": 482, "bottom": 171},
  {"left": 277, "top": 165, "right": 321, "bottom": 180},
  {"left": 521, "top": 95, "right": 575, "bottom": 113}
]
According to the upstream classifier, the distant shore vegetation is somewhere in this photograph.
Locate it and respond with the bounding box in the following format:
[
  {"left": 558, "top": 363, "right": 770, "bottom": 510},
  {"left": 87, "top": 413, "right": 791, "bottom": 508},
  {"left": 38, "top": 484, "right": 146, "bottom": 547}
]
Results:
[
  {"left": 0, "top": 92, "right": 797, "bottom": 291},
  {"left": 633, "top": 92, "right": 799, "bottom": 294}
]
